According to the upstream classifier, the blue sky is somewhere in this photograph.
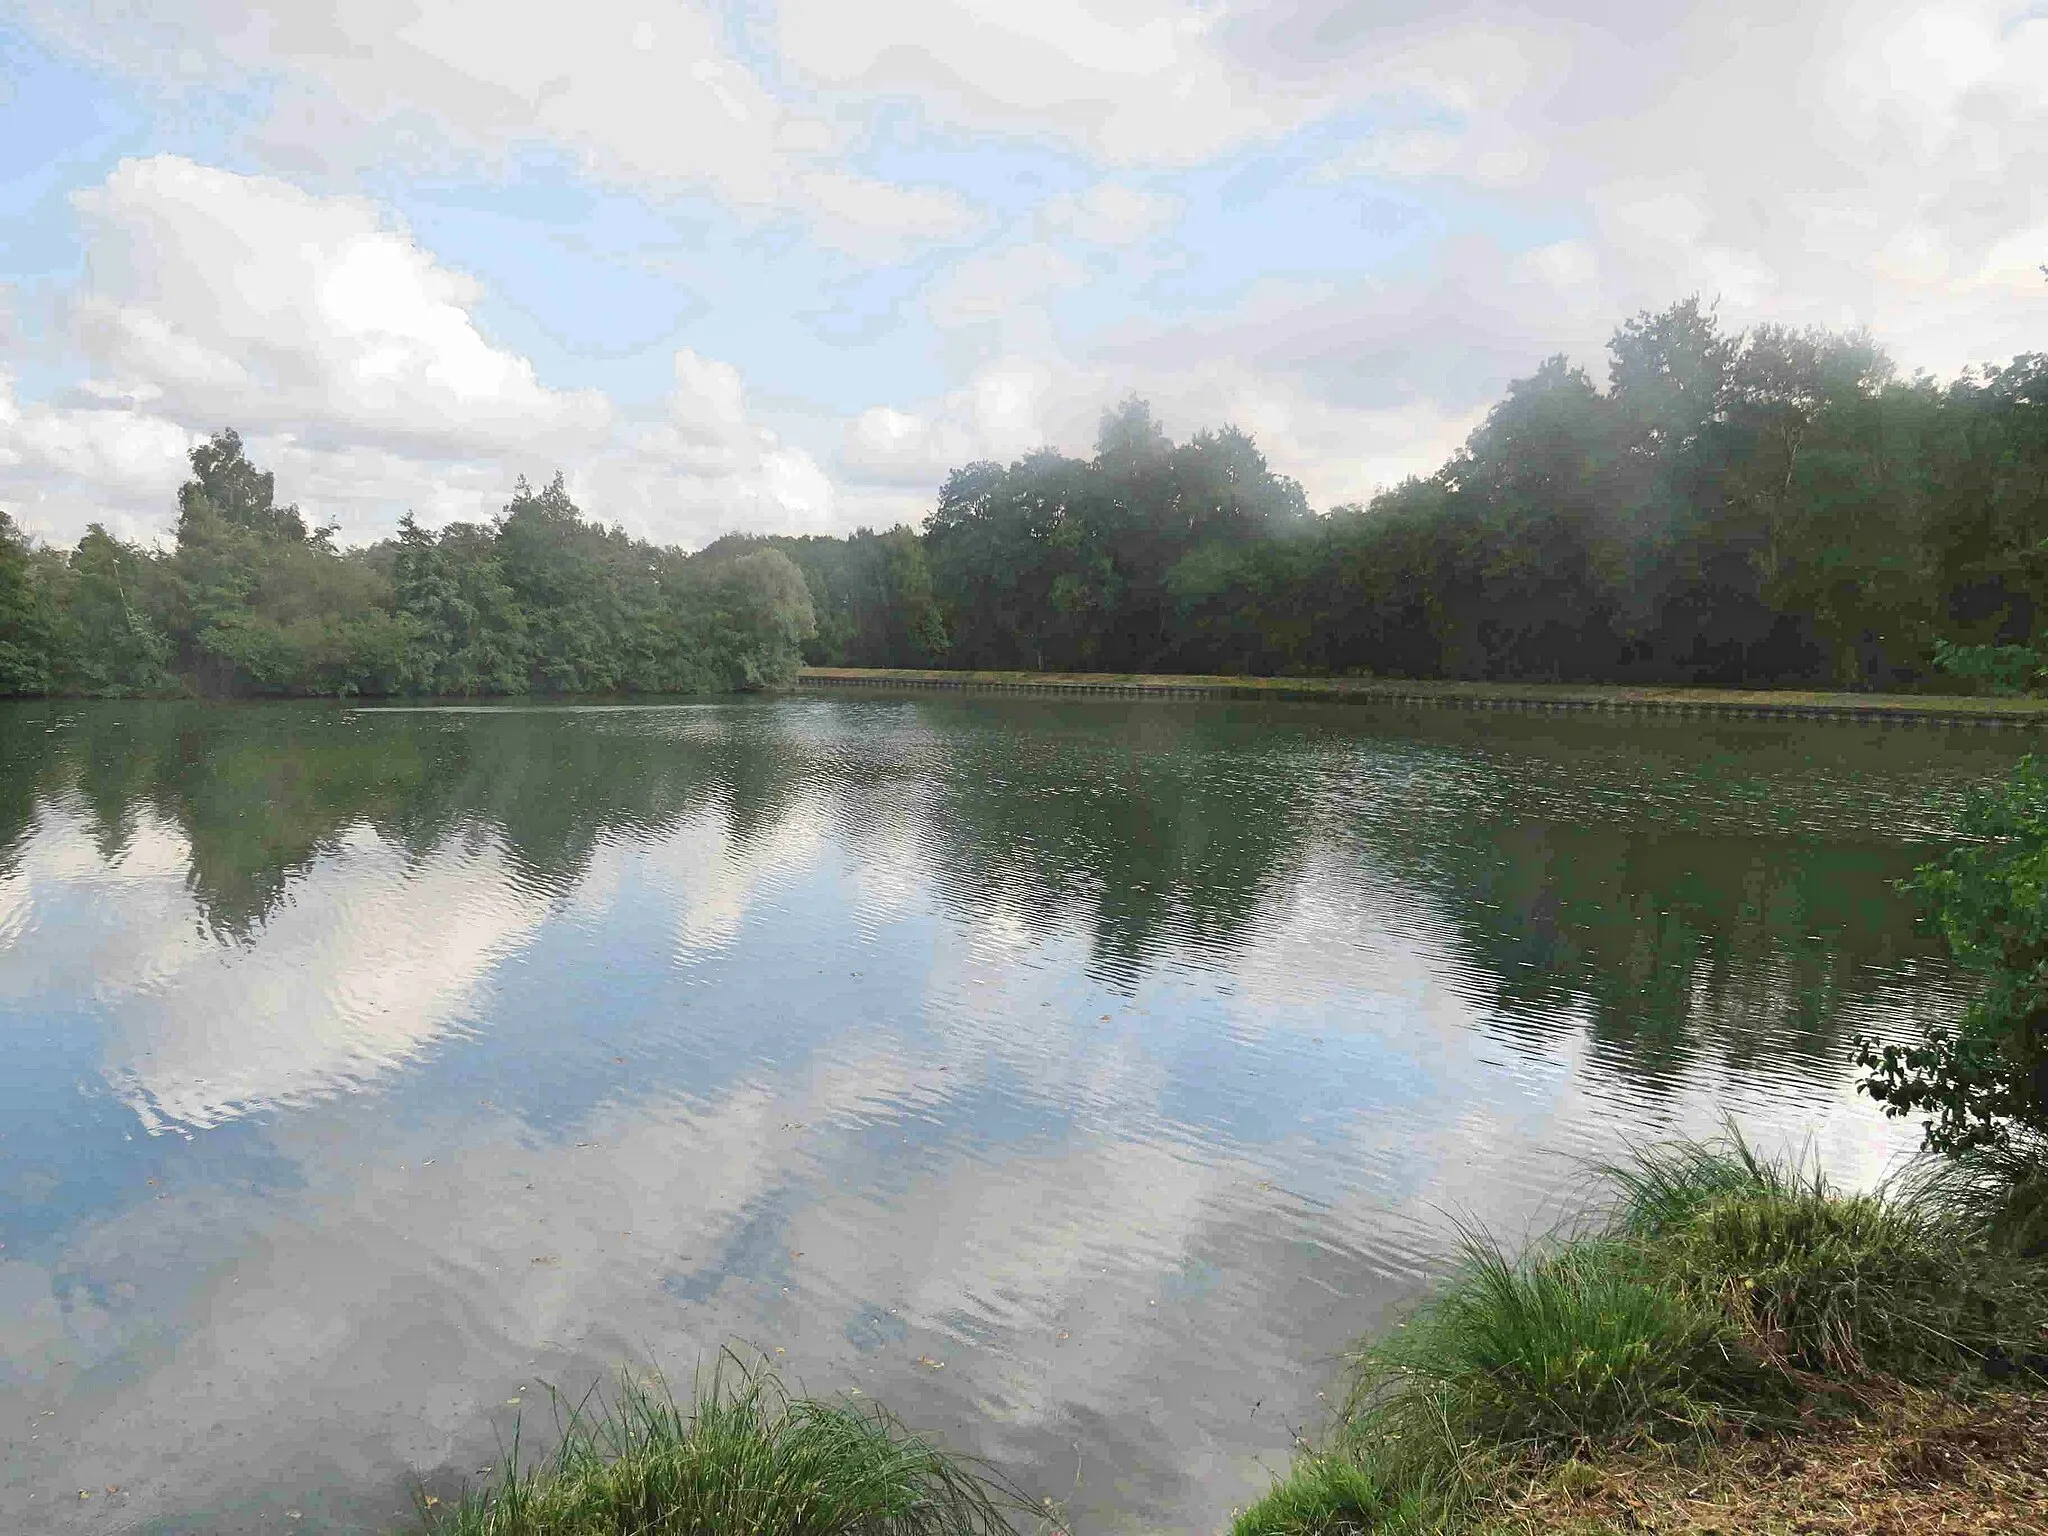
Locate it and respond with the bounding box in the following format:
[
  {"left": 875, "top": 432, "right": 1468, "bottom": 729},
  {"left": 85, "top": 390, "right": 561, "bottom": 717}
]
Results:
[{"left": 1, "top": 0, "right": 2044, "bottom": 548}]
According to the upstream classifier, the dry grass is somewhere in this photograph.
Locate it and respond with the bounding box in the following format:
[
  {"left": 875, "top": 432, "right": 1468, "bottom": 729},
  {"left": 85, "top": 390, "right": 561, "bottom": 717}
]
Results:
[{"left": 1479, "top": 1386, "right": 2048, "bottom": 1535}]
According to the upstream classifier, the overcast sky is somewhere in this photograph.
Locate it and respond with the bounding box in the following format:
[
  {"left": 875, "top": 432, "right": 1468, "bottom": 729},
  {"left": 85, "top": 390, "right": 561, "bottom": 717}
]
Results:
[{"left": 1, "top": 1, "right": 2043, "bottom": 548}]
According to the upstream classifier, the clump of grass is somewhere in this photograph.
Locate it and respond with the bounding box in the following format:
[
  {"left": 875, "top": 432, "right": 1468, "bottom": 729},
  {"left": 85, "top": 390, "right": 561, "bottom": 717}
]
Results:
[
  {"left": 1234, "top": 1232, "right": 1755, "bottom": 1536},
  {"left": 1595, "top": 1126, "right": 1819, "bottom": 1239},
  {"left": 1232, "top": 1129, "right": 2048, "bottom": 1536},
  {"left": 1656, "top": 1186, "right": 1973, "bottom": 1376},
  {"left": 1359, "top": 1232, "right": 1746, "bottom": 1447},
  {"left": 423, "top": 1352, "right": 1026, "bottom": 1536},
  {"left": 1230, "top": 1450, "right": 1416, "bottom": 1536},
  {"left": 1906, "top": 1134, "right": 2048, "bottom": 1259}
]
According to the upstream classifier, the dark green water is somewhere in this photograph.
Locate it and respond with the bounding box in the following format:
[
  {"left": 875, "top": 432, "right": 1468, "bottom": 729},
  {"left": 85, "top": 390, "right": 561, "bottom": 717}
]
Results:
[{"left": 0, "top": 695, "right": 2025, "bottom": 1532}]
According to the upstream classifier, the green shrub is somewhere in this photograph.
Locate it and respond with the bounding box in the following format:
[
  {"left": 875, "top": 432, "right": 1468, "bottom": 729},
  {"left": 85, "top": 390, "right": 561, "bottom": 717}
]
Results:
[
  {"left": 1859, "top": 755, "right": 2048, "bottom": 1152},
  {"left": 424, "top": 1354, "right": 1022, "bottom": 1536}
]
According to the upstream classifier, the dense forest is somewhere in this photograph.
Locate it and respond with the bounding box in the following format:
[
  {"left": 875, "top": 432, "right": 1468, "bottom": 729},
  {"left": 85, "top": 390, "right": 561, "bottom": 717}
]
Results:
[{"left": 2, "top": 299, "right": 2044, "bottom": 698}]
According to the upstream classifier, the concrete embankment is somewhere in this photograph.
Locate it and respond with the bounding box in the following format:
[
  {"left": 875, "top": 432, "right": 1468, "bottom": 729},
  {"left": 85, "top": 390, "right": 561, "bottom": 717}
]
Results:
[{"left": 798, "top": 667, "right": 2048, "bottom": 728}]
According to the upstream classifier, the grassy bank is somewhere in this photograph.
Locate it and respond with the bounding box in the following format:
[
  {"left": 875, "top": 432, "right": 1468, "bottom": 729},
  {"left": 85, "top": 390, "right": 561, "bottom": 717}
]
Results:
[
  {"left": 797, "top": 668, "right": 2048, "bottom": 724},
  {"left": 1232, "top": 1132, "right": 2048, "bottom": 1536}
]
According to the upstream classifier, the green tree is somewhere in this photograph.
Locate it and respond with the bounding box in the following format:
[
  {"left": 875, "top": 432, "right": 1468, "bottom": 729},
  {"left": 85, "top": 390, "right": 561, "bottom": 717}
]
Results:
[
  {"left": 391, "top": 513, "right": 529, "bottom": 694},
  {"left": 0, "top": 511, "right": 59, "bottom": 696},
  {"left": 57, "top": 525, "right": 175, "bottom": 695}
]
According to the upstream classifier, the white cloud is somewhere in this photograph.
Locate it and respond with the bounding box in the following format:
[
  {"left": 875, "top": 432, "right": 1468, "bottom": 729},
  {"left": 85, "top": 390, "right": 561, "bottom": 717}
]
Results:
[
  {"left": 842, "top": 364, "right": 1057, "bottom": 488},
  {"left": 1315, "top": 127, "right": 1532, "bottom": 189},
  {"left": 0, "top": 155, "right": 623, "bottom": 543},
  {"left": 69, "top": 156, "right": 608, "bottom": 455},
  {"left": 579, "top": 347, "right": 840, "bottom": 541},
  {"left": 24, "top": 0, "right": 982, "bottom": 260},
  {"left": 795, "top": 170, "right": 984, "bottom": 261},
  {"left": 1040, "top": 183, "right": 1180, "bottom": 245},
  {"left": 0, "top": 159, "right": 843, "bottom": 548},
  {"left": 774, "top": 0, "right": 1298, "bottom": 164},
  {"left": 924, "top": 243, "right": 1087, "bottom": 329}
]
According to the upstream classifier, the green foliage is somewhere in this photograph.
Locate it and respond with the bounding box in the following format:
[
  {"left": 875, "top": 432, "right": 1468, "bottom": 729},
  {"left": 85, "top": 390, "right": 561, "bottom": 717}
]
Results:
[
  {"left": 1859, "top": 756, "right": 2048, "bottom": 1150},
  {"left": 904, "top": 318, "right": 2045, "bottom": 690},
  {"left": 0, "top": 511, "right": 60, "bottom": 695},
  {"left": 2, "top": 434, "right": 816, "bottom": 699},
  {"left": 1596, "top": 1129, "right": 1820, "bottom": 1239},
  {"left": 1932, "top": 638, "right": 2048, "bottom": 695},
  {"left": 423, "top": 1354, "right": 1022, "bottom": 1536},
  {"left": 1657, "top": 1189, "right": 1982, "bottom": 1376},
  {"left": 1606, "top": 1130, "right": 2048, "bottom": 1378},
  {"left": 55, "top": 525, "right": 176, "bottom": 695},
  {"left": 923, "top": 409, "right": 1312, "bottom": 674},
  {"left": 393, "top": 513, "right": 529, "bottom": 694},
  {"left": 1906, "top": 1137, "right": 2048, "bottom": 1259}
]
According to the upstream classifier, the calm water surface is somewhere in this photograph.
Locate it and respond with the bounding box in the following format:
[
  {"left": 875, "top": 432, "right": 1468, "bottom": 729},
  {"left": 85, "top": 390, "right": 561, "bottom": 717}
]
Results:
[{"left": 0, "top": 695, "right": 2027, "bottom": 1532}]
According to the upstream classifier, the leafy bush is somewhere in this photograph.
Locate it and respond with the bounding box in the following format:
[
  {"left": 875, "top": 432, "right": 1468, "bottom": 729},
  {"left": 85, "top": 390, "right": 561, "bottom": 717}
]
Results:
[{"left": 1859, "top": 755, "right": 2048, "bottom": 1151}]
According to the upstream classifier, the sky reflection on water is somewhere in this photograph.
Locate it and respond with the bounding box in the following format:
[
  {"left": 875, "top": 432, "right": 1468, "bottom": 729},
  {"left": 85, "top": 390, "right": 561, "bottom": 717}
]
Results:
[{"left": 0, "top": 696, "right": 2023, "bottom": 1532}]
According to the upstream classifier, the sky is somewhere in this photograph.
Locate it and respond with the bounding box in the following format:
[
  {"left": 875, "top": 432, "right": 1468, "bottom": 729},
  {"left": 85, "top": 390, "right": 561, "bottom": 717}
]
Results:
[{"left": 0, "top": 1, "right": 2043, "bottom": 551}]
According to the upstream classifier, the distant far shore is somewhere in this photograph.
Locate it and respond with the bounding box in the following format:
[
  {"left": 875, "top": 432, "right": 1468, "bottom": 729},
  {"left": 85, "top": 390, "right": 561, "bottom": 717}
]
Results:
[{"left": 798, "top": 667, "right": 2048, "bottom": 726}]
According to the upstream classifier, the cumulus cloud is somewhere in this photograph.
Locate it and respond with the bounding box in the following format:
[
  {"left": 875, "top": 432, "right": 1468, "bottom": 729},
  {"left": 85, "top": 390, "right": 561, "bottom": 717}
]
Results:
[
  {"left": 773, "top": 0, "right": 1308, "bottom": 164},
  {"left": 843, "top": 364, "right": 1058, "bottom": 489},
  {"left": 71, "top": 156, "right": 608, "bottom": 454},
  {"left": 0, "top": 155, "right": 612, "bottom": 541},
  {"left": 1271, "top": 0, "right": 2048, "bottom": 370},
  {"left": 579, "top": 348, "right": 840, "bottom": 542},
  {"left": 0, "top": 158, "right": 840, "bottom": 547}
]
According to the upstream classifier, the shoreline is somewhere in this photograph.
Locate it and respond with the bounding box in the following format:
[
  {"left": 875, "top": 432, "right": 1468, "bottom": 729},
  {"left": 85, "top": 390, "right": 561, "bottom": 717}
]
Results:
[{"left": 798, "top": 667, "right": 2048, "bottom": 726}]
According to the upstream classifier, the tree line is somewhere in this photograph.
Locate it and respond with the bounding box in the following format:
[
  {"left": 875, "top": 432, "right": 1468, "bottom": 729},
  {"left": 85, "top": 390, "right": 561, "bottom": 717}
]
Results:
[
  {"left": 754, "top": 300, "right": 2045, "bottom": 691},
  {"left": 2, "top": 299, "right": 2044, "bottom": 698},
  {"left": 0, "top": 431, "right": 818, "bottom": 698}
]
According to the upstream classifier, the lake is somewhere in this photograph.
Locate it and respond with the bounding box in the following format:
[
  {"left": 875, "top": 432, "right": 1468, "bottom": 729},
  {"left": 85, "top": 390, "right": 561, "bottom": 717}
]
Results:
[{"left": 0, "top": 694, "right": 2025, "bottom": 1532}]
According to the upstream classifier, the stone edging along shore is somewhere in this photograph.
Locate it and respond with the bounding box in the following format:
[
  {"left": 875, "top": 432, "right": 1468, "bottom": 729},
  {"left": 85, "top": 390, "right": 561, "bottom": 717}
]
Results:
[{"left": 797, "top": 667, "right": 2048, "bottom": 728}]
